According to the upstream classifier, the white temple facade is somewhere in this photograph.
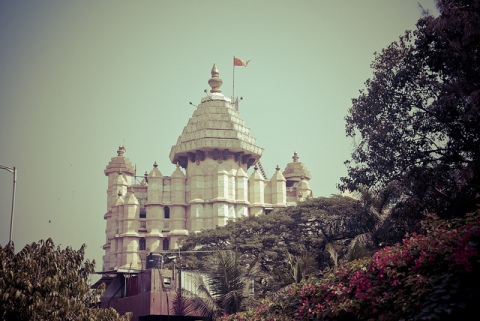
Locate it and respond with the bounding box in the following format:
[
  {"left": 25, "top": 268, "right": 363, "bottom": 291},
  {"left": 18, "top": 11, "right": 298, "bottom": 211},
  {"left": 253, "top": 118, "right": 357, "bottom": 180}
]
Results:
[{"left": 102, "top": 64, "right": 313, "bottom": 271}]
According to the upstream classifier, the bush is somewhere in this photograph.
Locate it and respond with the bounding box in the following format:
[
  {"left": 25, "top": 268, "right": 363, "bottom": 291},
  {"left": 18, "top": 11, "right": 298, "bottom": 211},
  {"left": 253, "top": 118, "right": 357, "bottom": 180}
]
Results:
[
  {"left": 219, "top": 211, "right": 480, "bottom": 320},
  {"left": 0, "top": 238, "right": 130, "bottom": 320}
]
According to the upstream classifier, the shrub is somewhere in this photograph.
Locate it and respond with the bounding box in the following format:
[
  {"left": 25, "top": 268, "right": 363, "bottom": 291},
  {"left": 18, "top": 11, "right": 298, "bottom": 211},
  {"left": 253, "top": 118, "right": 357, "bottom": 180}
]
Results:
[{"left": 219, "top": 211, "right": 480, "bottom": 320}]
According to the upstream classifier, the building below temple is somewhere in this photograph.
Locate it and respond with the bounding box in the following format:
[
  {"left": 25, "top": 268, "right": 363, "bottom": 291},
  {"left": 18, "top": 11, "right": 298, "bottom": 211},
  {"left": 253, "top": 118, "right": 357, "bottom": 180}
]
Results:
[{"left": 102, "top": 64, "right": 313, "bottom": 272}]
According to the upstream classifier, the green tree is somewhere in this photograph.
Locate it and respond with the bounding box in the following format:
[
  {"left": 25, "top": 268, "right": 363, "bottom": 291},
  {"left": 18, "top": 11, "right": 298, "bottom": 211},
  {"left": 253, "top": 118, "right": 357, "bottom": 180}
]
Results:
[
  {"left": 188, "top": 250, "right": 255, "bottom": 320},
  {"left": 0, "top": 239, "right": 130, "bottom": 321},
  {"left": 341, "top": 0, "right": 480, "bottom": 218},
  {"left": 171, "top": 288, "right": 196, "bottom": 317},
  {"left": 352, "top": 183, "right": 414, "bottom": 248},
  {"left": 219, "top": 210, "right": 480, "bottom": 321},
  {"left": 181, "top": 196, "right": 373, "bottom": 295},
  {"left": 284, "top": 251, "right": 318, "bottom": 283}
]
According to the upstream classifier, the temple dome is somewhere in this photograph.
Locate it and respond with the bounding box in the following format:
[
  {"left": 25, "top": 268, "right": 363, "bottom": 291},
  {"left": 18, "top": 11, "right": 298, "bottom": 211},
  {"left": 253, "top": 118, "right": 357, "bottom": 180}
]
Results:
[
  {"left": 169, "top": 64, "right": 263, "bottom": 167},
  {"left": 282, "top": 151, "right": 311, "bottom": 187},
  {"left": 104, "top": 145, "right": 135, "bottom": 176}
]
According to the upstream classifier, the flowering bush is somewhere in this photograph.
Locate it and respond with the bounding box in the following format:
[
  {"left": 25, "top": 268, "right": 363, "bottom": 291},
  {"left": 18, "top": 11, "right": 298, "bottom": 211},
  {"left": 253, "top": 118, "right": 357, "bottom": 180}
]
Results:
[{"left": 219, "top": 212, "right": 480, "bottom": 320}]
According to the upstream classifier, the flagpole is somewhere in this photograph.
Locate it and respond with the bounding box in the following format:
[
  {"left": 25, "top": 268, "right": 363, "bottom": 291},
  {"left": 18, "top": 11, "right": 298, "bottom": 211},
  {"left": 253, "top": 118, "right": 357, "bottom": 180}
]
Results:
[{"left": 232, "top": 55, "right": 235, "bottom": 103}]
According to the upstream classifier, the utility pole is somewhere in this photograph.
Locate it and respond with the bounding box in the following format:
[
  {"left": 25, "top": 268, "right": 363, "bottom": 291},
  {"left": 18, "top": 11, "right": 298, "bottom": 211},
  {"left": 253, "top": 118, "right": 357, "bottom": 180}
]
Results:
[
  {"left": 174, "top": 256, "right": 182, "bottom": 297},
  {"left": 0, "top": 164, "right": 17, "bottom": 244}
]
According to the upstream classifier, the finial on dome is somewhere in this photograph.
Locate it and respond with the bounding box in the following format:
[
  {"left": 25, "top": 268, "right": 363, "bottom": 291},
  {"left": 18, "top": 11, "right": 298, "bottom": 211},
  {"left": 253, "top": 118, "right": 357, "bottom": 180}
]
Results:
[
  {"left": 254, "top": 165, "right": 258, "bottom": 171},
  {"left": 117, "top": 190, "right": 122, "bottom": 196},
  {"left": 208, "top": 63, "right": 223, "bottom": 93},
  {"left": 292, "top": 151, "right": 299, "bottom": 162},
  {"left": 212, "top": 63, "right": 219, "bottom": 76},
  {"left": 117, "top": 145, "right": 126, "bottom": 156},
  {"left": 276, "top": 165, "right": 280, "bottom": 171},
  {"left": 153, "top": 161, "right": 158, "bottom": 168}
]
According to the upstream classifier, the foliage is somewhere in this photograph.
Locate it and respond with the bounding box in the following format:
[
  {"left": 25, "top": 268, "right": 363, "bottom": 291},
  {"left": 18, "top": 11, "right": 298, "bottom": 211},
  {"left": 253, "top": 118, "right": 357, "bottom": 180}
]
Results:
[
  {"left": 0, "top": 238, "right": 130, "bottom": 321},
  {"left": 218, "top": 211, "right": 480, "bottom": 321},
  {"left": 171, "top": 288, "right": 197, "bottom": 317},
  {"left": 341, "top": 0, "right": 480, "bottom": 218},
  {"left": 210, "top": 251, "right": 247, "bottom": 315},
  {"left": 180, "top": 196, "right": 373, "bottom": 296},
  {"left": 186, "top": 250, "right": 253, "bottom": 320},
  {"left": 348, "top": 183, "right": 408, "bottom": 247},
  {"left": 372, "top": 196, "right": 424, "bottom": 247}
]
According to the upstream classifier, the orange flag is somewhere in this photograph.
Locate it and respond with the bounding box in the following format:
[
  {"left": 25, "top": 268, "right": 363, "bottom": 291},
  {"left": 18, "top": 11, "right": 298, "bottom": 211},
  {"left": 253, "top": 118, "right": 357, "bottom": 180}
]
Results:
[{"left": 234, "top": 57, "right": 250, "bottom": 67}]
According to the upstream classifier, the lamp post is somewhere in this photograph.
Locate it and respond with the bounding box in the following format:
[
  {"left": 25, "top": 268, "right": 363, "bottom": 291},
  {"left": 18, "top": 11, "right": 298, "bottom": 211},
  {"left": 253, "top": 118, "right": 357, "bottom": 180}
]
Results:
[{"left": 0, "top": 164, "right": 17, "bottom": 244}]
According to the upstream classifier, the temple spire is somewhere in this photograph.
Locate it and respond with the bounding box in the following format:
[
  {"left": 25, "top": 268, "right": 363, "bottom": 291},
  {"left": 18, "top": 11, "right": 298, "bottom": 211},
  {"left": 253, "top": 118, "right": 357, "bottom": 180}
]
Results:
[
  {"left": 208, "top": 63, "right": 223, "bottom": 93},
  {"left": 292, "top": 151, "right": 299, "bottom": 162},
  {"left": 117, "top": 145, "right": 126, "bottom": 156}
]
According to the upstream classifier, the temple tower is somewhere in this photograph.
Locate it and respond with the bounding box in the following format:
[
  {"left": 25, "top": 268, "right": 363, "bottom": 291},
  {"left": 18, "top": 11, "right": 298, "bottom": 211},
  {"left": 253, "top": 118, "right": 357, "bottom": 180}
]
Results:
[
  {"left": 102, "top": 65, "right": 313, "bottom": 272},
  {"left": 103, "top": 146, "right": 136, "bottom": 270},
  {"left": 104, "top": 145, "right": 135, "bottom": 209},
  {"left": 283, "top": 151, "right": 313, "bottom": 203},
  {"left": 169, "top": 64, "right": 265, "bottom": 231}
]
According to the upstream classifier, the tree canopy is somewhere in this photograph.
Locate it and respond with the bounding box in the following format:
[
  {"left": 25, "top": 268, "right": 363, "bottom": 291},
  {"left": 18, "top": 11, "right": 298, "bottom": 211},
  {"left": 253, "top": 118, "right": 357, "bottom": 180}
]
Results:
[
  {"left": 182, "top": 1, "right": 480, "bottom": 318},
  {"left": 219, "top": 210, "right": 480, "bottom": 321},
  {"left": 180, "top": 196, "right": 373, "bottom": 296},
  {"left": 0, "top": 239, "right": 129, "bottom": 321},
  {"left": 183, "top": 250, "right": 253, "bottom": 320},
  {"left": 340, "top": 0, "right": 480, "bottom": 218}
]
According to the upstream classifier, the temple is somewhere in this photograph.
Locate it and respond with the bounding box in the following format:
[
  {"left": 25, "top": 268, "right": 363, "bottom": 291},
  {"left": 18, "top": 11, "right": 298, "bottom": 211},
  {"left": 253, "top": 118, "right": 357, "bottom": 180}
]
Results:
[{"left": 102, "top": 64, "right": 313, "bottom": 272}]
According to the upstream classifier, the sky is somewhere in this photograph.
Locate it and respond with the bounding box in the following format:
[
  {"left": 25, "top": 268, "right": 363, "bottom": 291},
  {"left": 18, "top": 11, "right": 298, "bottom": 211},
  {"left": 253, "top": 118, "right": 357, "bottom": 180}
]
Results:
[{"left": 0, "top": 0, "right": 440, "bottom": 268}]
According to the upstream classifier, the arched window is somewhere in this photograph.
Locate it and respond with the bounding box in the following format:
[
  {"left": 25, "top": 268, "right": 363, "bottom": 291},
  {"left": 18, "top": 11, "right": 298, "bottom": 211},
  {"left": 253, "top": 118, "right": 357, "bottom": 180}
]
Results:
[
  {"left": 163, "top": 238, "right": 170, "bottom": 251},
  {"left": 139, "top": 238, "right": 146, "bottom": 251},
  {"left": 164, "top": 206, "right": 170, "bottom": 219},
  {"left": 140, "top": 208, "right": 146, "bottom": 219}
]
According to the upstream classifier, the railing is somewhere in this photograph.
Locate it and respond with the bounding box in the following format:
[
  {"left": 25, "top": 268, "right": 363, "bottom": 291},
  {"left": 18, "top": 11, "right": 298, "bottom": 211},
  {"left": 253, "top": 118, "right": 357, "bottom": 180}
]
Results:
[{"left": 256, "top": 161, "right": 268, "bottom": 180}]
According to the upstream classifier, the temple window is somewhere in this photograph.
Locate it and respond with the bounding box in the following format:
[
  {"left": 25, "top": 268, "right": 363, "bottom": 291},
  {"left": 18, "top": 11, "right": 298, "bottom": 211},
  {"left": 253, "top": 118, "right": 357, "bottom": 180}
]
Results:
[
  {"left": 164, "top": 206, "right": 170, "bottom": 219},
  {"left": 163, "top": 238, "right": 170, "bottom": 250},
  {"left": 139, "top": 237, "right": 146, "bottom": 251}
]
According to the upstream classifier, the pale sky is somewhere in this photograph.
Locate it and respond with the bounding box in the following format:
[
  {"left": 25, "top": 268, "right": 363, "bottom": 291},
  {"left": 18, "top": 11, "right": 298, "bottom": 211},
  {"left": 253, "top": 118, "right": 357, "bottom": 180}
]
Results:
[{"left": 0, "top": 0, "right": 439, "bottom": 268}]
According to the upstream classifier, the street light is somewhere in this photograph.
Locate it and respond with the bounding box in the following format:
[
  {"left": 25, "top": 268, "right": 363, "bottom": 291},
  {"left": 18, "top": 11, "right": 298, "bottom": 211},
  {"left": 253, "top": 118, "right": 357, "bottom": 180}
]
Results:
[{"left": 0, "top": 164, "right": 17, "bottom": 244}]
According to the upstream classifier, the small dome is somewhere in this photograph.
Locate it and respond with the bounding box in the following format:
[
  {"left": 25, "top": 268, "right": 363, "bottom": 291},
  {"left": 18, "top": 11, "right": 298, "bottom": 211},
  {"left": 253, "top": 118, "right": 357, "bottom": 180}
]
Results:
[
  {"left": 171, "top": 163, "right": 186, "bottom": 178},
  {"left": 148, "top": 162, "right": 163, "bottom": 178},
  {"left": 283, "top": 151, "right": 311, "bottom": 182},
  {"left": 116, "top": 172, "right": 127, "bottom": 185},
  {"left": 297, "top": 178, "right": 311, "bottom": 190},
  {"left": 248, "top": 166, "right": 264, "bottom": 181},
  {"left": 125, "top": 189, "right": 139, "bottom": 205},
  {"left": 271, "top": 166, "right": 286, "bottom": 182},
  {"left": 115, "top": 192, "right": 125, "bottom": 206},
  {"left": 104, "top": 145, "right": 135, "bottom": 176},
  {"left": 236, "top": 167, "right": 248, "bottom": 178}
]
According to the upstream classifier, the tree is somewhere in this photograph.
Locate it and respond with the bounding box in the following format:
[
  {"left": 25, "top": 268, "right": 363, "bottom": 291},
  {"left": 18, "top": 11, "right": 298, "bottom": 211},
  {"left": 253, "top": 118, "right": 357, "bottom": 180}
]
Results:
[
  {"left": 352, "top": 183, "right": 417, "bottom": 247},
  {"left": 188, "top": 250, "right": 255, "bottom": 320},
  {"left": 341, "top": 0, "right": 480, "bottom": 218},
  {"left": 0, "top": 239, "right": 130, "bottom": 321},
  {"left": 180, "top": 196, "right": 374, "bottom": 295},
  {"left": 218, "top": 210, "right": 480, "bottom": 321},
  {"left": 171, "top": 289, "right": 196, "bottom": 317}
]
